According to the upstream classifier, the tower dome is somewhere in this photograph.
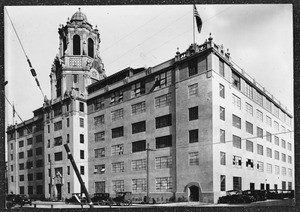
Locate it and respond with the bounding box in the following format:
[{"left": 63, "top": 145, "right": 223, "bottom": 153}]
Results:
[{"left": 70, "top": 8, "right": 88, "bottom": 22}]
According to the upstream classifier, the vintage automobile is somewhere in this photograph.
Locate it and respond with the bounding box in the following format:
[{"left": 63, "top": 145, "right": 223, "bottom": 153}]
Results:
[
  {"left": 6, "top": 194, "right": 32, "bottom": 207},
  {"left": 110, "top": 192, "right": 132, "bottom": 206},
  {"left": 266, "top": 189, "right": 294, "bottom": 200},
  {"left": 65, "top": 193, "right": 87, "bottom": 204},
  {"left": 242, "top": 190, "right": 267, "bottom": 202},
  {"left": 91, "top": 193, "right": 110, "bottom": 205},
  {"left": 218, "top": 190, "right": 254, "bottom": 204}
]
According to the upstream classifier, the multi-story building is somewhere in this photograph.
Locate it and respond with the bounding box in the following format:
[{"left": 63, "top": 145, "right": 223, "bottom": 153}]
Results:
[
  {"left": 6, "top": 9, "right": 294, "bottom": 203},
  {"left": 6, "top": 108, "right": 44, "bottom": 199}
]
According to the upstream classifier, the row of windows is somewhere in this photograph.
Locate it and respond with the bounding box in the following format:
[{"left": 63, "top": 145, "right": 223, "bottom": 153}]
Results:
[
  {"left": 13, "top": 159, "right": 44, "bottom": 171},
  {"left": 17, "top": 185, "right": 43, "bottom": 195},
  {"left": 218, "top": 65, "right": 292, "bottom": 126},
  {"left": 95, "top": 177, "right": 172, "bottom": 193},
  {"left": 11, "top": 135, "right": 42, "bottom": 150},
  {"left": 47, "top": 134, "right": 85, "bottom": 148},
  {"left": 220, "top": 175, "right": 292, "bottom": 192},
  {"left": 220, "top": 152, "right": 293, "bottom": 175},
  {"left": 14, "top": 147, "right": 43, "bottom": 161}
]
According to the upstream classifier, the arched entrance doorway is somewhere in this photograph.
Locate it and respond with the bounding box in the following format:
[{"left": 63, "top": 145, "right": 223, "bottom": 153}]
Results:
[
  {"left": 189, "top": 185, "right": 199, "bottom": 201},
  {"left": 184, "top": 182, "right": 201, "bottom": 202}
]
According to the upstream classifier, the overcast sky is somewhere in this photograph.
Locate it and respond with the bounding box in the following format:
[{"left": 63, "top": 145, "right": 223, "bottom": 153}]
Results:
[{"left": 4, "top": 4, "right": 293, "bottom": 125}]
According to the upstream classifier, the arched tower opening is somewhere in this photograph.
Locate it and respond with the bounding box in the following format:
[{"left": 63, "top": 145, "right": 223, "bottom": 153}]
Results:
[
  {"left": 73, "top": 34, "right": 81, "bottom": 55},
  {"left": 88, "top": 38, "right": 94, "bottom": 58}
]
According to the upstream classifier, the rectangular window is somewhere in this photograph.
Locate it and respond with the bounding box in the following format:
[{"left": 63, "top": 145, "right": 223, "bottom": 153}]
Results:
[
  {"left": 112, "top": 126, "right": 124, "bottom": 138},
  {"left": 257, "top": 144, "right": 263, "bottom": 155},
  {"left": 27, "top": 161, "right": 33, "bottom": 169},
  {"left": 265, "top": 99, "right": 272, "bottom": 112},
  {"left": 188, "top": 83, "right": 198, "bottom": 97},
  {"left": 232, "top": 72, "right": 241, "bottom": 90},
  {"left": 93, "top": 97, "right": 105, "bottom": 111},
  {"left": 20, "top": 175, "right": 24, "bottom": 181},
  {"left": 189, "top": 129, "right": 198, "bottom": 143},
  {"left": 282, "top": 167, "right": 286, "bottom": 176},
  {"left": 19, "top": 140, "right": 24, "bottom": 148},
  {"left": 54, "top": 136, "right": 62, "bottom": 146},
  {"left": 233, "top": 155, "right": 242, "bottom": 168},
  {"left": 189, "top": 106, "right": 198, "bottom": 121},
  {"left": 36, "top": 147, "right": 43, "bottom": 155},
  {"left": 244, "top": 82, "right": 253, "bottom": 99},
  {"left": 219, "top": 84, "right": 225, "bottom": 98},
  {"left": 288, "top": 142, "right": 292, "bottom": 151},
  {"left": 112, "top": 162, "right": 125, "bottom": 173},
  {"left": 189, "top": 59, "right": 198, "bottom": 76},
  {"left": 266, "top": 116, "right": 272, "bottom": 127},
  {"left": 275, "top": 150, "right": 279, "bottom": 160},
  {"left": 232, "top": 114, "right": 241, "bottom": 129},
  {"left": 67, "top": 118, "right": 69, "bottom": 127},
  {"left": 35, "top": 134, "right": 42, "bottom": 143},
  {"left": 288, "top": 156, "right": 292, "bottom": 164},
  {"left": 219, "top": 59, "right": 225, "bottom": 76},
  {"left": 232, "top": 94, "right": 241, "bottom": 109},
  {"left": 155, "top": 156, "right": 172, "bottom": 169},
  {"left": 257, "top": 110, "right": 263, "bottom": 122},
  {"left": 257, "top": 127, "right": 263, "bottom": 138},
  {"left": 95, "top": 148, "right": 105, "bottom": 158},
  {"left": 95, "top": 181, "right": 106, "bottom": 193},
  {"left": 132, "top": 101, "right": 146, "bottom": 115},
  {"left": 155, "top": 177, "right": 172, "bottom": 192},
  {"left": 220, "top": 106, "right": 225, "bottom": 121},
  {"left": 281, "top": 125, "right": 286, "bottom": 132},
  {"left": 131, "top": 82, "right": 145, "bottom": 98},
  {"left": 220, "top": 129, "right": 225, "bottom": 143},
  {"left": 154, "top": 70, "right": 172, "bottom": 89},
  {"left": 246, "top": 121, "right": 253, "bottom": 134},
  {"left": 79, "top": 102, "right": 84, "bottom": 112},
  {"left": 220, "top": 152, "right": 226, "bottom": 165},
  {"left": 112, "top": 180, "right": 124, "bottom": 192},
  {"left": 267, "top": 148, "right": 272, "bottom": 158},
  {"left": 95, "top": 131, "right": 105, "bottom": 142},
  {"left": 282, "top": 153, "right": 286, "bottom": 162},
  {"left": 36, "top": 160, "right": 43, "bottom": 168},
  {"left": 274, "top": 121, "right": 279, "bottom": 131},
  {"left": 19, "top": 163, "right": 24, "bottom": 170},
  {"left": 233, "top": 176, "right": 242, "bottom": 190},
  {"left": 256, "top": 91, "right": 263, "bottom": 107},
  {"left": 54, "top": 152, "right": 63, "bottom": 161},
  {"left": 111, "top": 109, "right": 124, "bottom": 121},
  {"left": 233, "top": 135, "right": 241, "bottom": 149},
  {"left": 156, "top": 135, "right": 172, "bottom": 149},
  {"left": 220, "top": 175, "right": 226, "bottom": 191},
  {"left": 19, "top": 152, "right": 24, "bottom": 159},
  {"left": 274, "top": 106, "right": 279, "bottom": 118},
  {"left": 132, "top": 140, "right": 146, "bottom": 153},
  {"left": 267, "top": 163, "right": 272, "bottom": 173},
  {"left": 66, "top": 134, "right": 70, "bottom": 143},
  {"left": 110, "top": 90, "right": 123, "bottom": 105},
  {"left": 275, "top": 165, "right": 280, "bottom": 175},
  {"left": 132, "top": 159, "right": 146, "bottom": 171},
  {"left": 132, "top": 121, "right": 146, "bottom": 134},
  {"left": 54, "top": 121, "right": 62, "bottom": 131},
  {"left": 111, "top": 144, "right": 124, "bottom": 156},
  {"left": 288, "top": 169, "right": 292, "bottom": 177},
  {"left": 27, "top": 138, "right": 33, "bottom": 145},
  {"left": 80, "top": 150, "right": 84, "bottom": 159},
  {"left": 28, "top": 174, "right": 33, "bottom": 181},
  {"left": 246, "top": 103, "right": 253, "bottom": 116},
  {"left": 257, "top": 161, "right": 264, "bottom": 172},
  {"left": 94, "top": 114, "right": 105, "bottom": 126},
  {"left": 94, "top": 164, "right": 105, "bottom": 174},
  {"left": 53, "top": 105, "right": 62, "bottom": 117},
  {"left": 48, "top": 125, "right": 50, "bottom": 133},
  {"left": 246, "top": 140, "right": 253, "bottom": 152},
  {"left": 189, "top": 152, "right": 199, "bottom": 166},
  {"left": 80, "top": 118, "right": 84, "bottom": 127},
  {"left": 68, "top": 182, "right": 70, "bottom": 194},
  {"left": 156, "top": 114, "right": 172, "bottom": 128},
  {"left": 155, "top": 93, "right": 171, "bottom": 108},
  {"left": 67, "top": 166, "right": 70, "bottom": 175},
  {"left": 274, "top": 136, "right": 279, "bottom": 145},
  {"left": 80, "top": 134, "right": 84, "bottom": 143},
  {"left": 266, "top": 132, "right": 272, "bottom": 142},
  {"left": 73, "top": 74, "right": 78, "bottom": 83},
  {"left": 132, "top": 179, "right": 146, "bottom": 193},
  {"left": 80, "top": 166, "right": 84, "bottom": 175},
  {"left": 246, "top": 158, "right": 254, "bottom": 169},
  {"left": 281, "top": 139, "right": 286, "bottom": 148}
]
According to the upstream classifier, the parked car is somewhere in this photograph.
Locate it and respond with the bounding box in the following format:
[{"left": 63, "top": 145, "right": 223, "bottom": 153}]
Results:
[
  {"left": 218, "top": 190, "right": 254, "bottom": 204},
  {"left": 65, "top": 193, "right": 87, "bottom": 204},
  {"left": 91, "top": 193, "right": 110, "bottom": 205},
  {"left": 111, "top": 192, "right": 132, "bottom": 206},
  {"left": 242, "top": 190, "right": 266, "bottom": 202},
  {"left": 282, "top": 190, "right": 294, "bottom": 199},
  {"left": 7, "top": 194, "right": 32, "bottom": 207},
  {"left": 266, "top": 189, "right": 294, "bottom": 200}
]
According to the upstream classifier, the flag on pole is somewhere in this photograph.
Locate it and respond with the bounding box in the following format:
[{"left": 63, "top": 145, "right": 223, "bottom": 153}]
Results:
[{"left": 194, "top": 5, "right": 202, "bottom": 33}]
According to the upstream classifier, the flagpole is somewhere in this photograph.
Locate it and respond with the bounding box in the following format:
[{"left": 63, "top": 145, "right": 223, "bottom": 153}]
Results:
[{"left": 193, "top": 5, "right": 195, "bottom": 45}]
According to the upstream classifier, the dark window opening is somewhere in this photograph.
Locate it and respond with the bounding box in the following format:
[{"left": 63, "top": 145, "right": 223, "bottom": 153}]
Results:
[
  {"left": 73, "top": 35, "right": 81, "bottom": 55},
  {"left": 112, "top": 127, "right": 124, "bottom": 138},
  {"left": 188, "top": 59, "right": 198, "bottom": 76},
  {"left": 189, "top": 106, "right": 198, "bottom": 121},
  {"left": 189, "top": 129, "right": 198, "bottom": 143},
  {"left": 156, "top": 114, "right": 172, "bottom": 129},
  {"left": 132, "top": 140, "right": 146, "bottom": 153},
  {"left": 88, "top": 38, "right": 94, "bottom": 58},
  {"left": 132, "top": 121, "right": 146, "bottom": 134},
  {"left": 156, "top": 135, "right": 172, "bottom": 149}
]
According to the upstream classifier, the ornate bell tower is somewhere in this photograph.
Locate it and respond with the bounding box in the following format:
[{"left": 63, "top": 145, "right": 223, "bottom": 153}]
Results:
[{"left": 50, "top": 8, "right": 106, "bottom": 101}]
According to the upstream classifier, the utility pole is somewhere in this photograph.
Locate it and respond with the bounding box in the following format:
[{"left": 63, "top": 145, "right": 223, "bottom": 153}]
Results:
[
  {"left": 146, "top": 143, "right": 155, "bottom": 203},
  {"left": 64, "top": 144, "right": 94, "bottom": 208}
]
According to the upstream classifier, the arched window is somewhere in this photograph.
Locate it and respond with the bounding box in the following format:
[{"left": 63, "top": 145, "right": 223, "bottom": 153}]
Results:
[
  {"left": 88, "top": 38, "right": 94, "bottom": 58},
  {"left": 73, "top": 35, "right": 81, "bottom": 55}
]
